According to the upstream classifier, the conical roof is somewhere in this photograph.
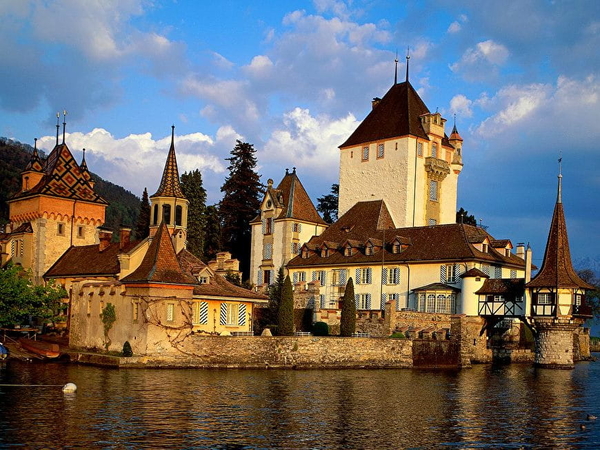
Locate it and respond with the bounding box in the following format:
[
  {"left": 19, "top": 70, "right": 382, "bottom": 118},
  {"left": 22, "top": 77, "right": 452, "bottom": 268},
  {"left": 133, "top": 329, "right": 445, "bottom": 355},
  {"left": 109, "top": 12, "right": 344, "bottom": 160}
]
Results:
[
  {"left": 527, "top": 174, "right": 594, "bottom": 289},
  {"left": 23, "top": 140, "right": 44, "bottom": 172},
  {"left": 151, "top": 126, "right": 186, "bottom": 199}
]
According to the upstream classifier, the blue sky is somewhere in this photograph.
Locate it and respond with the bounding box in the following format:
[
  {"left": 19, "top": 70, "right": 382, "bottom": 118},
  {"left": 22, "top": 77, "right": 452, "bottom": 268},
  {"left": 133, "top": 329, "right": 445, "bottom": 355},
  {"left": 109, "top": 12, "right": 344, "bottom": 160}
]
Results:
[{"left": 1, "top": 0, "right": 599, "bottom": 269}]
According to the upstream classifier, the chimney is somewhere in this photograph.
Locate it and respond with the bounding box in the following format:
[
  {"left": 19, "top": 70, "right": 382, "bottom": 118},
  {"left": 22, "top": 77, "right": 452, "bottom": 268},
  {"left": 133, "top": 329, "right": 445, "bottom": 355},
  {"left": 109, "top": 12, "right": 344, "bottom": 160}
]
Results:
[
  {"left": 525, "top": 244, "right": 532, "bottom": 283},
  {"left": 372, "top": 97, "right": 381, "bottom": 109},
  {"left": 98, "top": 229, "right": 113, "bottom": 252},
  {"left": 119, "top": 227, "right": 132, "bottom": 250},
  {"left": 217, "top": 252, "right": 227, "bottom": 270},
  {"left": 516, "top": 243, "right": 525, "bottom": 260}
]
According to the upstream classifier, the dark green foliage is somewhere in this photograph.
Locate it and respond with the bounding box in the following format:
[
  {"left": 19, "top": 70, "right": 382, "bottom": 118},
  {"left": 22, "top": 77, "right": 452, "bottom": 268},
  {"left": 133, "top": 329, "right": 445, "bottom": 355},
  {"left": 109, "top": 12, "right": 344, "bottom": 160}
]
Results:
[
  {"left": 277, "top": 275, "right": 294, "bottom": 336},
  {"left": 134, "top": 188, "right": 150, "bottom": 240},
  {"left": 577, "top": 269, "right": 600, "bottom": 318},
  {"left": 390, "top": 332, "right": 405, "bottom": 338},
  {"left": 219, "top": 141, "right": 264, "bottom": 278},
  {"left": 224, "top": 270, "right": 242, "bottom": 286},
  {"left": 203, "top": 205, "right": 222, "bottom": 261},
  {"left": 340, "top": 277, "right": 356, "bottom": 337},
  {"left": 100, "top": 303, "right": 117, "bottom": 351},
  {"left": 122, "top": 341, "right": 133, "bottom": 357},
  {"left": 268, "top": 268, "right": 285, "bottom": 323},
  {"left": 0, "top": 137, "right": 140, "bottom": 232},
  {"left": 0, "top": 264, "right": 67, "bottom": 327},
  {"left": 181, "top": 169, "right": 207, "bottom": 260},
  {"left": 317, "top": 183, "right": 339, "bottom": 224},
  {"left": 312, "top": 321, "right": 329, "bottom": 336},
  {"left": 456, "top": 207, "right": 477, "bottom": 226}
]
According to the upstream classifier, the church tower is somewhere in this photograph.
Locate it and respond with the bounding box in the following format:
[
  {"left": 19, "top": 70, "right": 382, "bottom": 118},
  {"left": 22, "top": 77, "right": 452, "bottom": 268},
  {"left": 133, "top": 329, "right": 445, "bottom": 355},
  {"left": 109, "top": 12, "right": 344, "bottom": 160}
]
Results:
[
  {"left": 5, "top": 122, "right": 107, "bottom": 283},
  {"left": 149, "top": 126, "right": 188, "bottom": 253},
  {"left": 338, "top": 72, "right": 463, "bottom": 228}
]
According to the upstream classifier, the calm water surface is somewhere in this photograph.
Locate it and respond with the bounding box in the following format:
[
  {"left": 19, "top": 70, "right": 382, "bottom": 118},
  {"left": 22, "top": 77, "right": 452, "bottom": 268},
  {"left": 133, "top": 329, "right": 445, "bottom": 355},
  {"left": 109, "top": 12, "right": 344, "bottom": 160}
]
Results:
[{"left": 1, "top": 358, "right": 599, "bottom": 449}]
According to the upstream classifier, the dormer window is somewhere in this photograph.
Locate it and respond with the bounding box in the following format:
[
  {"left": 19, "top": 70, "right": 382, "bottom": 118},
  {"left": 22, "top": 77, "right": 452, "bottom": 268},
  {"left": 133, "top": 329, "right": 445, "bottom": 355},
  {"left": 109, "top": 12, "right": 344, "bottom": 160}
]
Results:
[
  {"left": 505, "top": 249, "right": 511, "bottom": 257},
  {"left": 482, "top": 243, "right": 489, "bottom": 253},
  {"left": 266, "top": 200, "right": 272, "bottom": 208},
  {"left": 321, "top": 247, "right": 329, "bottom": 258},
  {"left": 198, "top": 276, "right": 209, "bottom": 284},
  {"left": 344, "top": 246, "right": 353, "bottom": 257},
  {"left": 365, "top": 245, "right": 373, "bottom": 256},
  {"left": 393, "top": 243, "right": 401, "bottom": 254},
  {"left": 302, "top": 249, "right": 310, "bottom": 259}
]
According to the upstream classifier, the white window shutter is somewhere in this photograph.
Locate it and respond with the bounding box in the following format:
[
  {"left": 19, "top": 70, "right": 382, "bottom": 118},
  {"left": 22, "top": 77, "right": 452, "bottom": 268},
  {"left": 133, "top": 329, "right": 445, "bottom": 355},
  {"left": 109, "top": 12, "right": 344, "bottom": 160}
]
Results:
[
  {"left": 381, "top": 293, "right": 386, "bottom": 307},
  {"left": 312, "top": 271, "right": 317, "bottom": 281},
  {"left": 199, "top": 302, "right": 209, "bottom": 325},
  {"left": 355, "top": 268, "right": 360, "bottom": 283}
]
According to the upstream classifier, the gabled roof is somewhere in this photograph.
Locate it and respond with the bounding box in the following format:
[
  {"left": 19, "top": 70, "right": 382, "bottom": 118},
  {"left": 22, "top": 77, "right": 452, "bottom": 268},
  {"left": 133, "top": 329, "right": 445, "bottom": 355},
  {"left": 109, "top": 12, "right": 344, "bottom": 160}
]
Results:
[
  {"left": 412, "top": 282, "right": 461, "bottom": 293},
  {"left": 11, "top": 143, "right": 107, "bottom": 204},
  {"left": 460, "top": 268, "right": 489, "bottom": 279},
  {"left": 527, "top": 176, "right": 593, "bottom": 290},
  {"left": 340, "top": 81, "right": 432, "bottom": 148},
  {"left": 122, "top": 221, "right": 195, "bottom": 285},
  {"left": 11, "top": 222, "right": 33, "bottom": 234},
  {"left": 151, "top": 126, "right": 186, "bottom": 199},
  {"left": 23, "top": 143, "right": 44, "bottom": 172},
  {"left": 476, "top": 278, "right": 525, "bottom": 296},
  {"left": 273, "top": 169, "right": 326, "bottom": 224}
]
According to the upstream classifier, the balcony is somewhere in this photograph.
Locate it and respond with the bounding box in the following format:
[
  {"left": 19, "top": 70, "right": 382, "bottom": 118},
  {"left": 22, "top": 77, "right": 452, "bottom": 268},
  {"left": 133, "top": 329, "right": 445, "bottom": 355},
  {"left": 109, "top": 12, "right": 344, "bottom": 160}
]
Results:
[{"left": 425, "top": 157, "right": 450, "bottom": 181}]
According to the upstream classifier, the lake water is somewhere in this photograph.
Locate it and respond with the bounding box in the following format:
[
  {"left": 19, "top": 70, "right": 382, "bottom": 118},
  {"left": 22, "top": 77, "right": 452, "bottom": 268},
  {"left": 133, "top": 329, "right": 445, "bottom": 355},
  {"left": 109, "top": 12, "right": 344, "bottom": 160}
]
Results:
[{"left": 1, "top": 359, "right": 600, "bottom": 449}]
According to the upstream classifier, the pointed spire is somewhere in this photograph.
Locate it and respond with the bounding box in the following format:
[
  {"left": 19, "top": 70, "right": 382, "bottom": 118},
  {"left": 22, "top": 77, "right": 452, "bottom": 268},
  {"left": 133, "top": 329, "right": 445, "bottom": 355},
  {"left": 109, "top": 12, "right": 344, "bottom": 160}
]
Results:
[
  {"left": 557, "top": 154, "right": 563, "bottom": 204},
  {"left": 24, "top": 137, "right": 44, "bottom": 172},
  {"left": 62, "top": 110, "right": 67, "bottom": 144},
  {"left": 56, "top": 112, "right": 60, "bottom": 146},
  {"left": 405, "top": 47, "right": 410, "bottom": 82},
  {"left": 394, "top": 50, "right": 398, "bottom": 85},
  {"left": 151, "top": 126, "right": 186, "bottom": 199}
]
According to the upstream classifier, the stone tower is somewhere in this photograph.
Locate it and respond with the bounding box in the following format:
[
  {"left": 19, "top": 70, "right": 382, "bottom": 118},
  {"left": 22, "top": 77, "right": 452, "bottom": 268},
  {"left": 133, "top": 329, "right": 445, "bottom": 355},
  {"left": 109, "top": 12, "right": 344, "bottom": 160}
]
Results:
[
  {"left": 149, "top": 126, "right": 189, "bottom": 253},
  {"left": 5, "top": 137, "right": 107, "bottom": 283},
  {"left": 527, "top": 169, "right": 594, "bottom": 368},
  {"left": 337, "top": 80, "right": 463, "bottom": 228}
]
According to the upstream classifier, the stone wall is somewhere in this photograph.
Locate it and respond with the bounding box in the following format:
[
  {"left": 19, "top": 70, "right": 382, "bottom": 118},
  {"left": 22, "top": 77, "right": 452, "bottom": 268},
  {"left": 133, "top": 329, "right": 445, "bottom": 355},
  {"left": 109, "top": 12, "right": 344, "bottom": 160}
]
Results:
[{"left": 533, "top": 318, "right": 582, "bottom": 368}]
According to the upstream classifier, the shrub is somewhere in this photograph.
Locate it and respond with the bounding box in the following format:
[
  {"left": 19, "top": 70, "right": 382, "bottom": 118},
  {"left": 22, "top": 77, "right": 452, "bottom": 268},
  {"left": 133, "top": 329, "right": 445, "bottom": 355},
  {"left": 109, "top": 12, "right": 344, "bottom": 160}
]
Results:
[
  {"left": 122, "top": 341, "right": 133, "bottom": 357},
  {"left": 313, "top": 321, "right": 329, "bottom": 336},
  {"left": 390, "top": 332, "right": 405, "bottom": 339}
]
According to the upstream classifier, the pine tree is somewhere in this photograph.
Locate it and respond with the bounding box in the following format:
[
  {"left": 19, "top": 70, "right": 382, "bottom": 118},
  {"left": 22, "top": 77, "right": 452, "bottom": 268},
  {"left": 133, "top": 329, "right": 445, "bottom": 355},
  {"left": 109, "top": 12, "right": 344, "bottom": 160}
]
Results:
[
  {"left": 268, "top": 267, "right": 285, "bottom": 323},
  {"left": 219, "top": 141, "right": 263, "bottom": 278},
  {"left": 203, "top": 204, "right": 222, "bottom": 262},
  {"left": 134, "top": 188, "right": 150, "bottom": 240},
  {"left": 340, "top": 277, "right": 356, "bottom": 337},
  {"left": 317, "top": 184, "right": 339, "bottom": 223},
  {"left": 277, "top": 275, "right": 294, "bottom": 336},
  {"left": 180, "top": 169, "right": 207, "bottom": 260}
]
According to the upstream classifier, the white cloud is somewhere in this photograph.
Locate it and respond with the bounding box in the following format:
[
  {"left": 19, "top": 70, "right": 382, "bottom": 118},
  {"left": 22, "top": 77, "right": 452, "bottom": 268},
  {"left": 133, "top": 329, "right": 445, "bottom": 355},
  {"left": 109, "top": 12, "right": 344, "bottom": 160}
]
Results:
[
  {"left": 450, "top": 39, "right": 509, "bottom": 81},
  {"left": 244, "top": 55, "right": 274, "bottom": 79},
  {"left": 450, "top": 94, "right": 473, "bottom": 118},
  {"left": 447, "top": 21, "right": 461, "bottom": 33}
]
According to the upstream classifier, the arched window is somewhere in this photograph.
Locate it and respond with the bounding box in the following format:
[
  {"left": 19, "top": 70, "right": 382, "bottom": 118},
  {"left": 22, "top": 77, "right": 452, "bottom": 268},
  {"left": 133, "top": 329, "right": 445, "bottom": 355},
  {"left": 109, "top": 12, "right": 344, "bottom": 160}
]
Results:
[
  {"left": 175, "top": 205, "right": 183, "bottom": 226},
  {"left": 162, "top": 204, "right": 171, "bottom": 225},
  {"left": 153, "top": 204, "right": 158, "bottom": 225}
]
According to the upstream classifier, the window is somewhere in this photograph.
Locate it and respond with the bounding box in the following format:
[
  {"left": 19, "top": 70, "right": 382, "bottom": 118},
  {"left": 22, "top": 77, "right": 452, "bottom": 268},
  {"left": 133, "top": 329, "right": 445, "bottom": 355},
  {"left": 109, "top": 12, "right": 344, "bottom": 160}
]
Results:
[
  {"left": 494, "top": 266, "right": 502, "bottom": 279},
  {"left": 10, "top": 240, "right": 16, "bottom": 257},
  {"left": 175, "top": 205, "right": 183, "bottom": 226},
  {"left": 222, "top": 303, "right": 239, "bottom": 326},
  {"left": 392, "top": 242, "right": 401, "bottom": 254},
  {"left": 362, "top": 146, "right": 369, "bottom": 161},
  {"left": 510, "top": 269, "right": 517, "bottom": 278},
  {"left": 537, "top": 293, "right": 553, "bottom": 305},
  {"left": 377, "top": 143, "right": 384, "bottom": 158},
  {"left": 356, "top": 268, "right": 372, "bottom": 284},
  {"left": 312, "top": 270, "right": 326, "bottom": 285},
  {"left": 418, "top": 293, "right": 426, "bottom": 311},
  {"left": 153, "top": 204, "right": 158, "bottom": 225},
  {"left": 417, "top": 142, "right": 423, "bottom": 157},
  {"left": 293, "top": 271, "right": 306, "bottom": 283},
  {"left": 292, "top": 222, "right": 301, "bottom": 233},
  {"left": 263, "top": 218, "right": 273, "bottom": 235},
  {"left": 344, "top": 246, "right": 353, "bottom": 256},
  {"left": 482, "top": 243, "right": 489, "bottom": 253},
  {"left": 77, "top": 225, "right": 84, "bottom": 238},
  {"left": 355, "top": 293, "right": 371, "bottom": 310},
  {"left": 481, "top": 264, "right": 490, "bottom": 276},
  {"left": 574, "top": 294, "right": 583, "bottom": 306},
  {"left": 162, "top": 204, "right": 171, "bottom": 225},
  {"left": 194, "top": 302, "right": 209, "bottom": 325},
  {"left": 263, "top": 243, "right": 273, "bottom": 260},
  {"left": 166, "top": 303, "right": 175, "bottom": 322},
  {"left": 365, "top": 244, "right": 373, "bottom": 256},
  {"left": 429, "top": 180, "right": 438, "bottom": 201},
  {"left": 263, "top": 270, "right": 272, "bottom": 285},
  {"left": 132, "top": 301, "right": 139, "bottom": 322},
  {"left": 198, "top": 276, "right": 209, "bottom": 284},
  {"left": 331, "top": 269, "right": 347, "bottom": 286},
  {"left": 431, "top": 143, "right": 438, "bottom": 158},
  {"left": 426, "top": 294, "right": 436, "bottom": 312},
  {"left": 384, "top": 267, "right": 400, "bottom": 285},
  {"left": 291, "top": 242, "right": 300, "bottom": 255},
  {"left": 441, "top": 264, "right": 457, "bottom": 283},
  {"left": 57, "top": 223, "right": 65, "bottom": 236}
]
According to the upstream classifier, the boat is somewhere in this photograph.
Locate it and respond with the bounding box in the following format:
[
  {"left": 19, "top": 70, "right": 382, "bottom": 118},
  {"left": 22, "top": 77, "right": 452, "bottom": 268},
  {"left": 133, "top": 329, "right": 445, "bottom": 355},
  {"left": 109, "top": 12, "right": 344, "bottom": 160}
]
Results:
[{"left": 18, "top": 338, "right": 60, "bottom": 358}]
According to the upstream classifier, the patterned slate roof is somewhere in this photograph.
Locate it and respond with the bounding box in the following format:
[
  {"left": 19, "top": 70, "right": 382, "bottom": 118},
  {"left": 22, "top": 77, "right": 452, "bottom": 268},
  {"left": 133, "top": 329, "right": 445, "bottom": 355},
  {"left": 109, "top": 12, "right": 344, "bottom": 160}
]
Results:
[
  {"left": 527, "top": 186, "right": 594, "bottom": 290},
  {"left": 178, "top": 249, "right": 267, "bottom": 301},
  {"left": 24, "top": 144, "right": 44, "bottom": 172},
  {"left": 288, "top": 200, "right": 527, "bottom": 268},
  {"left": 121, "top": 221, "right": 196, "bottom": 285},
  {"left": 12, "top": 143, "right": 107, "bottom": 204},
  {"left": 274, "top": 170, "right": 326, "bottom": 224},
  {"left": 151, "top": 127, "right": 186, "bottom": 199}
]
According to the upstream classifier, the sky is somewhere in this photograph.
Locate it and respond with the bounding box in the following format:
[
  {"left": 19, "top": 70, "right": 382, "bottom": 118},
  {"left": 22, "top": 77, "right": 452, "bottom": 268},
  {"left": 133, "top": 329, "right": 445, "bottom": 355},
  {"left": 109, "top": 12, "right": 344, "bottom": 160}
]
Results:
[{"left": 1, "top": 0, "right": 599, "bottom": 268}]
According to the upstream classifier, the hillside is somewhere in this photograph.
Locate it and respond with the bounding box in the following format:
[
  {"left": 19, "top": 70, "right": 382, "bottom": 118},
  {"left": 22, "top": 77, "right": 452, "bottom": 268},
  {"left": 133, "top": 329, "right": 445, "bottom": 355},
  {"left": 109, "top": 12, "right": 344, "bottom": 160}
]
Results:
[{"left": 0, "top": 137, "right": 140, "bottom": 234}]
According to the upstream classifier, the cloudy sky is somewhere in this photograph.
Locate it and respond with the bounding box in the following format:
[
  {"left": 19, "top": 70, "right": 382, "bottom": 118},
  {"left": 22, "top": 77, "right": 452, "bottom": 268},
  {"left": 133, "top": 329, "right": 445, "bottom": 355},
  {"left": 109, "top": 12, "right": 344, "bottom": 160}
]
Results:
[{"left": 1, "top": 0, "right": 599, "bottom": 266}]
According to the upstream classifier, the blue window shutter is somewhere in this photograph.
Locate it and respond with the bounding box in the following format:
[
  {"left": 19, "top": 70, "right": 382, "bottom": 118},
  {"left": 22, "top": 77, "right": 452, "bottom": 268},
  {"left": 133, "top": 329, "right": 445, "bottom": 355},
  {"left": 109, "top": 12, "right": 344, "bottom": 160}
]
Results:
[
  {"left": 440, "top": 265, "right": 447, "bottom": 283},
  {"left": 312, "top": 271, "right": 317, "bottom": 281},
  {"left": 367, "top": 268, "right": 372, "bottom": 284},
  {"left": 355, "top": 268, "right": 360, "bottom": 284},
  {"left": 262, "top": 219, "right": 266, "bottom": 234},
  {"left": 355, "top": 294, "right": 360, "bottom": 308},
  {"left": 238, "top": 304, "right": 247, "bottom": 326},
  {"left": 320, "top": 294, "right": 325, "bottom": 308},
  {"left": 220, "top": 303, "right": 227, "bottom": 325},
  {"left": 293, "top": 272, "right": 298, "bottom": 283},
  {"left": 383, "top": 268, "right": 388, "bottom": 285},
  {"left": 381, "top": 293, "right": 386, "bottom": 307},
  {"left": 395, "top": 269, "right": 400, "bottom": 284},
  {"left": 366, "top": 294, "right": 372, "bottom": 309},
  {"left": 258, "top": 269, "right": 263, "bottom": 285},
  {"left": 199, "top": 302, "right": 208, "bottom": 325},
  {"left": 340, "top": 269, "right": 347, "bottom": 285},
  {"left": 321, "top": 271, "right": 327, "bottom": 286}
]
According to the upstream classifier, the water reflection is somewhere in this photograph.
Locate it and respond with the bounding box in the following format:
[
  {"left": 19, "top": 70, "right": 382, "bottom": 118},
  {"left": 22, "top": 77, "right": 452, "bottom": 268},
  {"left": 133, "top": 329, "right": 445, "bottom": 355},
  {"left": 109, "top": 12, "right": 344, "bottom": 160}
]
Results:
[{"left": 1, "top": 361, "right": 599, "bottom": 449}]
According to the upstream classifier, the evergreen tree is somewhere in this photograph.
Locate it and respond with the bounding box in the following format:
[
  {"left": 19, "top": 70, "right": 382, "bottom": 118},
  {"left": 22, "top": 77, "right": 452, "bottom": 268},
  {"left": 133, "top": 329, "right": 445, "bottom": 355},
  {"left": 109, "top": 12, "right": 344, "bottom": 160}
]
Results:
[
  {"left": 203, "top": 204, "right": 222, "bottom": 261},
  {"left": 180, "top": 169, "right": 207, "bottom": 259},
  {"left": 219, "top": 141, "right": 263, "bottom": 277},
  {"left": 134, "top": 188, "right": 151, "bottom": 240},
  {"left": 277, "top": 275, "right": 294, "bottom": 336},
  {"left": 317, "top": 184, "right": 339, "bottom": 223},
  {"left": 340, "top": 277, "right": 356, "bottom": 337},
  {"left": 268, "top": 268, "right": 285, "bottom": 323},
  {"left": 456, "top": 207, "right": 477, "bottom": 226}
]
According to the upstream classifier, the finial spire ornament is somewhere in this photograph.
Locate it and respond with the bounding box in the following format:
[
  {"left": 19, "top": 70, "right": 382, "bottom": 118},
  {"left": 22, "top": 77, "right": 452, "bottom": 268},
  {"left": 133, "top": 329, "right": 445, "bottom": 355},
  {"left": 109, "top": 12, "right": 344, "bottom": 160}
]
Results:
[
  {"left": 171, "top": 124, "right": 175, "bottom": 146},
  {"left": 56, "top": 112, "right": 60, "bottom": 146},
  {"left": 62, "top": 110, "right": 67, "bottom": 144},
  {"left": 557, "top": 153, "right": 563, "bottom": 204},
  {"left": 394, "top": 50, "right": 399, "bottom": 85},
  {"left": 34, "top": 137, "right": 37, "bottom": 151},
  {"left": 405, "top": 46, "right": 410, "bottom": 82}
]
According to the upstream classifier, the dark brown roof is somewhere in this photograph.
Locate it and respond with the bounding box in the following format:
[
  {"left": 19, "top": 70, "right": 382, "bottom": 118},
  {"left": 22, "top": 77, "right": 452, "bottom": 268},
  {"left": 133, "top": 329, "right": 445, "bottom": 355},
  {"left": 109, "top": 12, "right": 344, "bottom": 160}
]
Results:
[
  {"left": 122, "top": 221, "right": 196, "bottom": 285},
  {"left": 476, "top": 278, "right": 525, "bottom": 296},
  {"left": 151, "top": 127, "right": 186, "bottom": 199},
  {"left": 412, "top": 282, "right": 461, "bottom": 292},
  {"left": 11, "top": 143, "right": 107, "bottom": 204},
  {"left": 460, "top": 268, "right": 489, "bottom": 278},
  {"left": 340, "top": 81, "right": 432, "bottom": 148},
  {"left": 45, "top": 240, "right": 140, "bottom": 278},
  {"left": 177, "top": 249, "right": 267, "bottom": 301},
  {"left": 11, "top": 222, "right": 33, "bottom": 234},
  {"left": 288, "top": 201, "right": 527, "bottom": 269},
  {"left": 275, "top": 170, "right": 326, "bottom": 224},
  {"left": 527, "top": 192, "right": 594, "bottom": 289}
]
